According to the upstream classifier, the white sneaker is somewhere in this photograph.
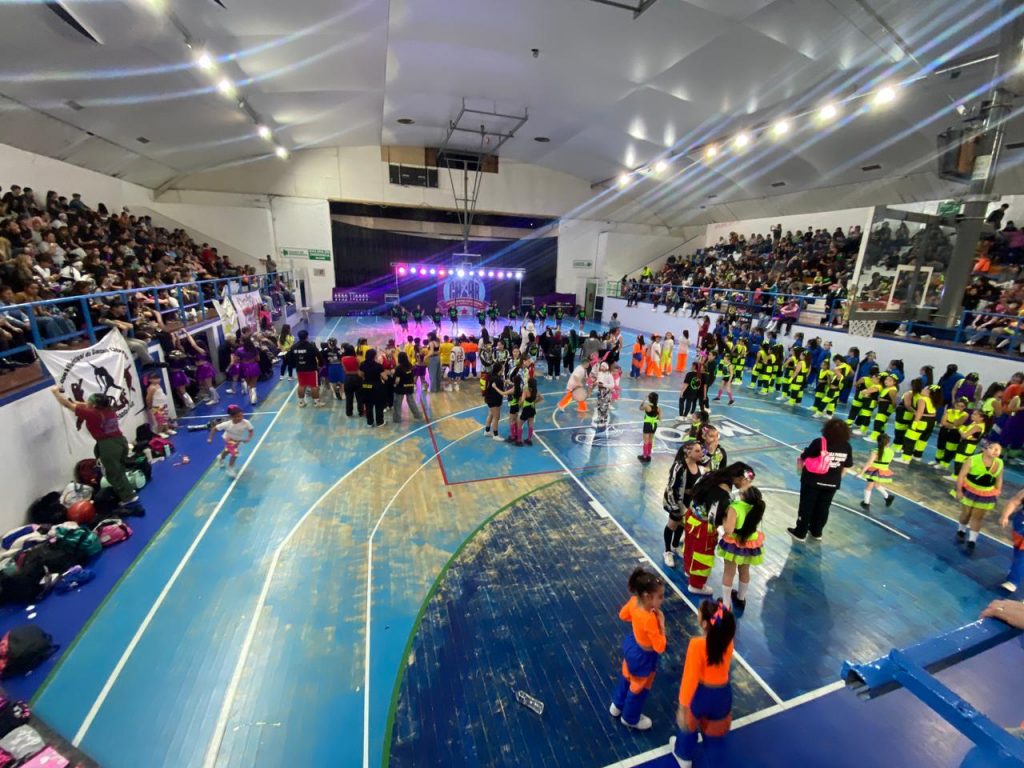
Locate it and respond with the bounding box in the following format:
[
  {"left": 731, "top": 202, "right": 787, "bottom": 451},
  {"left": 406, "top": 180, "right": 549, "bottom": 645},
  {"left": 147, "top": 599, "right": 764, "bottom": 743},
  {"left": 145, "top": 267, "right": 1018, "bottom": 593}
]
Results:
[
  {"left": 225, "top": 387, "right": 235, "bottom": 394},
  {"left": 1001, "top": 580, "right": 1018, "bottom": 593},
  {"left": 663, "top": 551, "right": 674, "bottom": 567},
  {"left": 668, "top": 736, "right": 693, "bottom": 768},
  {"left": 250, "top": 389, "right": 258, "bottom": 404},
  {"left": 492, "top": 434, "right": 504, "bottom": 441},
  {"left": 242, "top": 382, "right": 249, "bottom": 393},
  {"left": 298, "top": 400, "right": 307, "bottom": 408},
  {"left": 227, "top": 468, "right": 237, "bottom": 478},
  {"left": 609, "top": 703, "right": 622, "bottom": 717},
  {"left": 314, "top": 400, "right": 326, "bottom": 408},
  {"left": 621, "top": 714, "right": 652, "bottom": 731},
  {"left": 688, "top": 584, "right": 713, "bottom": 595}
]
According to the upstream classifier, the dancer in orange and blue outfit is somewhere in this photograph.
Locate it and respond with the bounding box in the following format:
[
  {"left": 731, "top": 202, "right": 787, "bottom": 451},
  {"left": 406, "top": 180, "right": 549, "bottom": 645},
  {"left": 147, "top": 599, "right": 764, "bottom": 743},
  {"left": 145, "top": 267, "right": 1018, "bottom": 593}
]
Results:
[
  {"left": 609, "top": 568, "right": 666, "bottom": 731},
  {"left": 669, "top": 599, "right": 736, "bottom": 768},
  {"left": 998, "top": 488, "right": 1024, "bottom": 594}
]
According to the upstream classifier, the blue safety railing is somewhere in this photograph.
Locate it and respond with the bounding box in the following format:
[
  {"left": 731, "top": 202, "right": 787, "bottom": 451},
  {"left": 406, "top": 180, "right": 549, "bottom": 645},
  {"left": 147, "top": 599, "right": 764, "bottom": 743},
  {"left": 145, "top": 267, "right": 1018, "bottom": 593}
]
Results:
[
  {"left": 609, "top": 281, "right": 847, "bottom": 328},
  {"left": 0, "top": 271, "right": 294, "bottom": 361}
]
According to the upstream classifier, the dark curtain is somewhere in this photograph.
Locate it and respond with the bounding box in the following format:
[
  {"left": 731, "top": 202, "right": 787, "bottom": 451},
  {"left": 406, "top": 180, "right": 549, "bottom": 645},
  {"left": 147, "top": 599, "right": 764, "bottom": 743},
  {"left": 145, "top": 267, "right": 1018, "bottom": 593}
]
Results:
[{"left": 331, "top": 221, "right": 557, "bottom": 297}]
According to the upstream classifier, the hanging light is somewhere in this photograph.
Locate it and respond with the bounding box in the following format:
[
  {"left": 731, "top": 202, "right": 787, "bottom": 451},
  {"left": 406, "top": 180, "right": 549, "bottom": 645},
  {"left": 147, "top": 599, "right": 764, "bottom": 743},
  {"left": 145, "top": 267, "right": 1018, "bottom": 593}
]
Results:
[
  {"left": 456, "top": 269, "right": 465, "bottom": 278},
  {"left": 257, "top": 125, "right": 272, "bottom": 141},
  {"left": 618, "top": 173, "right": 630, "bottom": 188},
  {"left": 771, "top": 119, "right": 790, "bottom": 137},
  {"left": 274, "top": 146, "right": 289, "bottom": 160},
  {"left": 195, "top": 50, "right": 215, "bottom": 72},
  {"left": 703, "top": 144, "right": 718, "bottom": 160},
  {"left": 818, "top": 102, "right": 839, "bottom": 122},
  {"left": 654, "top": 159, "right": 669, "bottom": 174},
  {"left": 733, "top": 132, "right": 751, "bottom": 150},
  {"left": 872, "top": 85, "right": 898, "bottom": 107},
  {"left": 216, "top": 78, "right": 236, "bottom": 99}
]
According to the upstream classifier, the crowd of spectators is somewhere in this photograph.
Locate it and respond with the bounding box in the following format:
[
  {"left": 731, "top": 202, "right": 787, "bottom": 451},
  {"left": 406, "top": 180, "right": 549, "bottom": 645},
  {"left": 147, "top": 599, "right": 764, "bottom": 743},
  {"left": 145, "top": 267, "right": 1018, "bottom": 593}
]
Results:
[
  {"left": 620, "top": 225, "right": 861, "bottom": 327},
  {"left": 0, "top": 184, "right": 288, "bottom": 373}
]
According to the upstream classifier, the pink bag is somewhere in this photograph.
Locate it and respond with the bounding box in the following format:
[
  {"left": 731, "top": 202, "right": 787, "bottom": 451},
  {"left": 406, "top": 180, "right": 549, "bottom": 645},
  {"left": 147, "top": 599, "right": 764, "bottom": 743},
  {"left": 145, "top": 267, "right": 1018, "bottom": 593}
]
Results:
[
  {"left": 803, "top": 436, "right": 831, "bottom": 475},
  {"left": 93, "top": 519, "right": 132, "bottom": 547},
  {"left": 20, "top": 748, "right": 68, "bottom": 768}
]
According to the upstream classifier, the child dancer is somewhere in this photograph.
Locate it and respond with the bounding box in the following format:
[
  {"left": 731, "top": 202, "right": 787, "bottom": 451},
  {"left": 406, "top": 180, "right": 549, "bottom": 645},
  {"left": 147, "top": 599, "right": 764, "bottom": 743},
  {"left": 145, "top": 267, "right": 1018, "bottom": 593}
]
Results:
[
  {"left": 860, "top": 434, "right": 896, "bottom": 509},
  {"left": 867, "top": 375, "right": 898, "bottom": 440},
  {"left": 610, "top": 362, "right": 623, "bottom": 408},
  {"left": 669, "top": 600, "right": 735, "bottom": 768},
  {"left": 677, "top": 362, "right": 703, "bottom": 422},
  {"left": 956, "top": 441, "right": 1004, "bottom": 553},
  {"left": 662, "top": 332, "right": 675, "bottom": 374},
  {"left": 945, "top": 409, "right": 987, "bottom": 481},
  {"left": 998, "top": 488, "right": 1024, "bottom": 593},
  {"left": 630, "top": 336, "right": 645, "bottom": 379},
  {"left": 609, "top": 568, "right": 666, "bottom": 731},
  {"left": 684, "top": 464, "right": 754, "bottom": 595},
  {"left": 662, "top": 439, "right": 706, "bottom": 567},
  {"left": 518, "top": 377, "right": 542, "bottom": 446},
  {"left": 506, "top": 368, "right": 523, "bottom": 444},
  {"left": 181, "top": 332, "right": 218, "bottom": 405},
  {"left": 145, "top": 375, "right": 175, "bottom": 437},
  {"left": 593, "top": 362, "right": 614, "bottom": 428},
  {"left": 676, "top": 330, "right": 690, "bottom": 373},
  {"left": 237, "top": 336, "right": 262, "bottom": 405},
  {"left": 933, "top": 397, "right": 968, "bottom": 470},
  {"left": 717, "top": 486, "right": 765, "bottom": 611},
  {"left": 811, "top": 360, "right": 835, "bottom": 417},
  {"left": 639, "top": 392, "right": 660, "bottom": 463},
  {"left": 712, "top": 356, "right": 735, "bottom": 405},
  {"left": 208, "top": 404, "right": 254, "bottom": 479}
]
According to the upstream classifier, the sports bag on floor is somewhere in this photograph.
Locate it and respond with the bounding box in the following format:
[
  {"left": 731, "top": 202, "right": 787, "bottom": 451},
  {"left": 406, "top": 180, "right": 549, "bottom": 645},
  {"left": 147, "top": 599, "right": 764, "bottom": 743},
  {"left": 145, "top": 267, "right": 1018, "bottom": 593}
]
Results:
[
  {"left": 21, "top": 746, "right": 69, "bottom": 768},
  {"left": 52, "top": 527, "right": 101, "bottom": 564},
  {"left": 94, "top": 518, "right": 132, "bottom": 547},
  {"left": 0, "top": 626, "right": 57, "bottom": 678},
  {"left": 74, "top": 459, "right": 101, "bottom": 487}
]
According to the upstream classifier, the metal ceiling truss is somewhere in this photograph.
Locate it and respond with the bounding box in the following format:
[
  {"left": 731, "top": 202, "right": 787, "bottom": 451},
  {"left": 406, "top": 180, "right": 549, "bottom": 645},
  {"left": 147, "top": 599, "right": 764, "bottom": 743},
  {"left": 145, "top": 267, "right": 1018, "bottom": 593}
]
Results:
[
  {"left": 438, "top": 99, "right": 528, "bottom": 253},
  {"left": 583, "top": 0, "right": 660, "bottom": 18}
]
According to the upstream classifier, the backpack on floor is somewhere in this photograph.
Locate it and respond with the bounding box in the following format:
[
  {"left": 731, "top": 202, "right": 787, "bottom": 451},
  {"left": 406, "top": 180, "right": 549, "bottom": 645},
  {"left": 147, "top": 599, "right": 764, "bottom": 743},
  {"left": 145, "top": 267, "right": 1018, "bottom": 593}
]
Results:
[
  {"left": 14, "top": 543, "right": 77, "bottom": 580},
  {"left": 20, "top": 746, "right": 68, "bottom": 768},
  {"left": 100, "top": 469, "right": 146, "bottom": 492},
  {"left": 0, "top": 699, "right": 32, "bottom": 740},
  {"left": 0, "top": 526, "right": 47, "bottom": 558},
  {"left": 59, "top": 482, "right": 93, "bottom": 508},
  {"left": 0, "top": 557, "right": 47, "bottom": 604},
  {"left": 94, "top": 518, "right": 132, "bottom": 547},
  {"left": 0, "top": 626, "right": 56, "bottom": 679},
  {"left": 26, "top": 493, "right": 65, "bottom": 526},
  {"left": 54, "top": 565, "right": 95, "bottom": 594},
  {"left": 91, "top": 487, "right": 121, "bottom": 517},
  {"left": 124, "top": 453, "right": 152, "bottom": 483},
  {"left": 74, "top": 459, "right": 101, "bottom": 487},
  {"left": 52, "top": 527, "right": 102, "bottom": 564}
]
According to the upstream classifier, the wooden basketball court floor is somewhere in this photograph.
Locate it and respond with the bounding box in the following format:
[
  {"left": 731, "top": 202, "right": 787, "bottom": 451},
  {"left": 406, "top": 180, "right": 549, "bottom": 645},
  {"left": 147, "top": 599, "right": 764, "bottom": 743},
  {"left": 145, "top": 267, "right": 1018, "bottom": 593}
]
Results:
[{"left": 28, "top": 314, "right": 1023, "bottom": 768}]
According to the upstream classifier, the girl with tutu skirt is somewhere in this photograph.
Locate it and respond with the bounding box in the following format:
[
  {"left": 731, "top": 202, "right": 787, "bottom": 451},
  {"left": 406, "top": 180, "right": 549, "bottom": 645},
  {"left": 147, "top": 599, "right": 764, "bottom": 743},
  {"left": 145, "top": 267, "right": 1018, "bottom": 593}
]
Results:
[
  {"left": 860, "top": 434, "right": 896, "bottom": 509},
  {"left": 181, "top": 332, "right": 218, "bottom": 405},
  {"left": 236, "top": 335, "right": 262, "bottom": 405},
  {"left": 717, "top": 486, "right": 766, "bottom": 612},
  {"left": 166, "top": 349, "right": 194, "bottom": 410}
]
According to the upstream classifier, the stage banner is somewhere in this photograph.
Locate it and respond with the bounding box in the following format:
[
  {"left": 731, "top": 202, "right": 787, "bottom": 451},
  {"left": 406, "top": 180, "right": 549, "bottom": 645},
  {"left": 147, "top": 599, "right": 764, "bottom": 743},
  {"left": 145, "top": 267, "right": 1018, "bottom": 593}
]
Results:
[
  {"left": 437, "top": 275, "right": 488, "bottom": 316},
  {"left": 213, "top": 297, "right": 239, "bottom": 339},
  {"left": 36, "top": 330, "right": 147, "bottom": 455},
  {"left": 230, "top": 290, "right": 263, "bottom": 333}
]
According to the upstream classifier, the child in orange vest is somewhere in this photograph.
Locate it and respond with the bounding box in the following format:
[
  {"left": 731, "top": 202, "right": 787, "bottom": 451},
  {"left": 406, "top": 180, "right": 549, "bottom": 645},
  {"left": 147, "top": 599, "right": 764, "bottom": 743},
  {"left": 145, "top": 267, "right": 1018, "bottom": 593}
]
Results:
[
  {"left": 609, "top": 567, "right": 666, "bottom": 730},
  {"left": 669, "top": 599, "right": 736, "bottom": 767}
]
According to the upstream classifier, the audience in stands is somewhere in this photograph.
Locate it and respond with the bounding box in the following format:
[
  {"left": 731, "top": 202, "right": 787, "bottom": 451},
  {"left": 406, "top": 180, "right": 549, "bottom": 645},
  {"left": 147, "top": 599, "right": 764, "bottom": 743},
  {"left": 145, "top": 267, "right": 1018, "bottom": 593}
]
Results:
[{"left": 0, "top": 184, "right": 278, "bottom": 370}]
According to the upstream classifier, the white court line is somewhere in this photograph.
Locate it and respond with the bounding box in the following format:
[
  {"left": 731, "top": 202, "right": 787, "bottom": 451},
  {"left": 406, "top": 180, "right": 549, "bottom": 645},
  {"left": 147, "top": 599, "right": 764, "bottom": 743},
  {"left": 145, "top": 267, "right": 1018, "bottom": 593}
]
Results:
[
  {"left": 533, "top": 433, "right": 785, "bottom": 707},
  {"left": 177, "top": 410, "right": 281, "bottom": 420},
  {"left": 597, "top": 680, "right": 847, "bottom": 768},
  {"left": 758, "top": 487, "right": 911, "bottom": 541},
  {"left": 361, "top": 423, "right": 487, "bottom": 768},
  {"left": 72, "top": 386, "right": 297, "bottom": 747},
  {"left": 77, "top": 315, "right": 347, "bottom": 747},
  {"left": 202, "top": 402, "right": 491, "bottom": 768}
]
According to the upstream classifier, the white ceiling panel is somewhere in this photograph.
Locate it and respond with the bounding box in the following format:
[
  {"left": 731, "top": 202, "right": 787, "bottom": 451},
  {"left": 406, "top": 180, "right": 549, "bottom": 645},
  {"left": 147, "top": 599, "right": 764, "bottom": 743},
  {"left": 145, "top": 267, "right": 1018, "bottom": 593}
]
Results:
[{"left": 0, "top": 0, "right": 1017, "bottom": 222}]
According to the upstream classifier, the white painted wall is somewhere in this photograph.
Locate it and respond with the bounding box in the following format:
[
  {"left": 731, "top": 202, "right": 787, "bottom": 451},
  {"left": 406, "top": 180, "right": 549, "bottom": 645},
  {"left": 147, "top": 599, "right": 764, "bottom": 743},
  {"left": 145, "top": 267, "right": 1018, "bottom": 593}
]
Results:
[
  {"left": 556, "top": 219, "right": 701, "bottom": 299},
  {"left": 603, "top": 296, "right": 1024, "bottom": 386},
  {"left": 167, "top": 146, "right": 594, "bottom": 219},
  {"left": 271, "top": 197, "right": 335, "bottom": 309}
]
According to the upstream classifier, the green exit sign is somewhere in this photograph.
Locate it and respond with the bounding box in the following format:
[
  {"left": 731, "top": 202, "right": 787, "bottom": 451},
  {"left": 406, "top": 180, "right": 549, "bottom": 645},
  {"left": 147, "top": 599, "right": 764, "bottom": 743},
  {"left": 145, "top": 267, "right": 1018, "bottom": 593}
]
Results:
[
  {"left": 308, "top": 249, "right": 331, "bottom": 261},
  {"left": 937, "top": 200, "right": 961, "bottom": 217}
]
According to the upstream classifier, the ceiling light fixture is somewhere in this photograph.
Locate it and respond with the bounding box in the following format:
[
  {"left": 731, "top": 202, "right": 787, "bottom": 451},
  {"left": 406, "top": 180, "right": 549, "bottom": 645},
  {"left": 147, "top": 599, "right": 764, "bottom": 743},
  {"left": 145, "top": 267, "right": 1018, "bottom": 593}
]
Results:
[
  {"left": 872, "top": 85, "right": 897, "bottom": 107},
  {"left": 618, "top": 173, "right": 630, "bottom": 188},
  {"left": 771, "top": 119, "right": 790, "bottom": 137},
  {"left": 818, "top": 103, "right": 839, "bottom": 121},
  {"left": 655, "top": 159, "right": 668, "bottom": 174},
  {"left": 195, "top": 50, "right": 215, "bottom": 72},
  {"left": 275, "top": 146, "right": 289, "bottom": 160},
  {"left": 257, "top": 125, "right": 272, "bottom": 141},
  {"left": 733, "top": 132, "right": 751, "bottom": 149},
  {"left": 216, "top": 78, "right": 236, "bottom": 98},
  {"left": 703, "top": 144, "right": 718, "bottom": 160}
]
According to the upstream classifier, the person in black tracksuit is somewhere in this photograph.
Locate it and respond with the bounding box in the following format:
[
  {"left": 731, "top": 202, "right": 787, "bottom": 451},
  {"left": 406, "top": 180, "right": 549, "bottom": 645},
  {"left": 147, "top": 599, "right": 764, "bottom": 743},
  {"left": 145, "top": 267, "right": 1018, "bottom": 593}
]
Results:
[
  {"left": 788, "top": 418, "right": 854, "bottom": 541},
  {"left": 360, "top": 348, "right": 389, "bottom": 427}
]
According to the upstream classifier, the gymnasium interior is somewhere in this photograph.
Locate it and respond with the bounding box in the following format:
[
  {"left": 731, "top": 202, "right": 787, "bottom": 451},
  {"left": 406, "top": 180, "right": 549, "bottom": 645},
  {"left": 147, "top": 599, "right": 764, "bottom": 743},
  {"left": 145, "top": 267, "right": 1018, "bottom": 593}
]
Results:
[{"left": 1, "top": 0, "right": 1024, "bottom": 766}]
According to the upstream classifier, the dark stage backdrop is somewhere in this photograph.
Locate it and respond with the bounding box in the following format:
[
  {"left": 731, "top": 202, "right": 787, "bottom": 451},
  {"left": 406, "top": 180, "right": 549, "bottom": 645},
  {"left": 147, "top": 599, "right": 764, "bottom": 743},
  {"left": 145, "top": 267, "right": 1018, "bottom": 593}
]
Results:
[{"left": 330, "top": 221, "right": 556, "bottom": 299}]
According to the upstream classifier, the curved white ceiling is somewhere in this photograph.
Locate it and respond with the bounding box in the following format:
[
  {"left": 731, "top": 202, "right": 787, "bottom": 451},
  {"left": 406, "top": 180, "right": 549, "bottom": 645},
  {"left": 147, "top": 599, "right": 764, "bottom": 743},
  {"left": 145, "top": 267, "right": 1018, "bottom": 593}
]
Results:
[{"left": 0, "top": 0, "right": 1015, "bottom": 207}]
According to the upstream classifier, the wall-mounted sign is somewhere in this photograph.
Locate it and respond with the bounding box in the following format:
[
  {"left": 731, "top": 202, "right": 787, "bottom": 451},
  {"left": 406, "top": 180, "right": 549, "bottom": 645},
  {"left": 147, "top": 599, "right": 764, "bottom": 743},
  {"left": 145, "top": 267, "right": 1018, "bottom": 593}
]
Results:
[
  {"left": 308, "top": 248, "right": 331, "bottom": 261},
  {"left": 281, "top": 247, "right": 331, "bottom": 261},
  {"left": 937, "top": 200, "right": 961, "bottom": 217}
]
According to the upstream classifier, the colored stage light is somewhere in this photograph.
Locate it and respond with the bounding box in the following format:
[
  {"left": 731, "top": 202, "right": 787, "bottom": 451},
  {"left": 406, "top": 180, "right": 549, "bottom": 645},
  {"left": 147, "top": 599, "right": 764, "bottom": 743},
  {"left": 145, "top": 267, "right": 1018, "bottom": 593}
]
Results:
[
  {"left": 498, "top": 271, "right": 505, "bottom": 278},
  {"left": 516, "top": 272, "right": 523, "bottom": 279},
  {"left": 419, "top": 268, "right": 427, "bottom": 275},
  {"left": 457, "top": 269, "right": 465, "bottom": 277},
  {"left": 398, "top": 267, "right": 406, "bottom": 275},
  {"left": 439, "top": 269, "right": 446, "bottom": 276},
  {"left": 488, "top": 271, "right": 494, "bottom": 277},
  {"left": 429, "top": 268, "right": 436, "bottom": 275}
]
